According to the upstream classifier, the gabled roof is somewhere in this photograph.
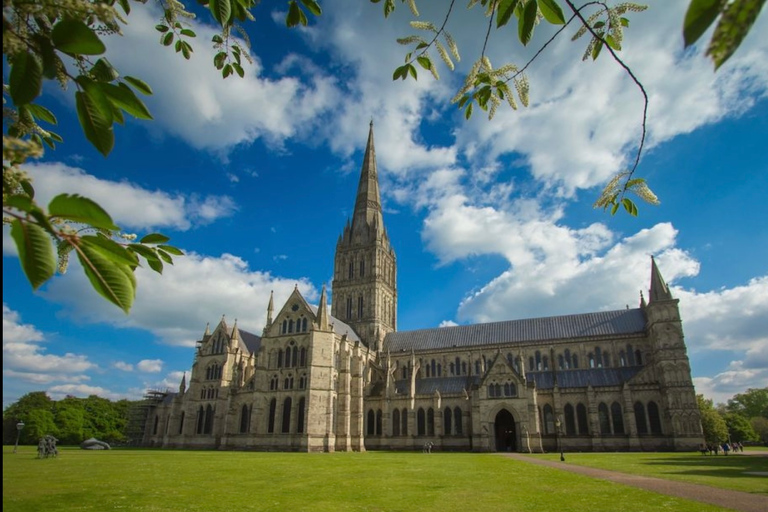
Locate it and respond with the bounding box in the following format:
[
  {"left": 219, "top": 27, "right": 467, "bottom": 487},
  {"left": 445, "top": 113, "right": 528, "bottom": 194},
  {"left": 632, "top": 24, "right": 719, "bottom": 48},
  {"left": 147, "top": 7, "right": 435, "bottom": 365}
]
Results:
[
  {"left": 239, "top": 329, "right": 262, "bottom": 354},
  {"left": 527, "top": 367, "right": 642, "bottom": 389},
  {"left": 307, "top": 305, "right": 361, "bottom": 343},
  {"left": 383, "top": 309, "right": 646, "bottom": 352}
]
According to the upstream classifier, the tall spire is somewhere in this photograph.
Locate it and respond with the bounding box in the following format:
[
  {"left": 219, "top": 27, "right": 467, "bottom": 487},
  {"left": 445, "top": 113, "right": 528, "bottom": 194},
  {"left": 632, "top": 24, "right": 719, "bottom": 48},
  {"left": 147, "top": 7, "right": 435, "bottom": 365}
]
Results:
[
  {"left": 350, "top": 120, "right": 384, "bottom": 242},
  {"left": 649, "top": 256, "right": 673, "bottom": 302},
  {"left": 317, "top": 284, "right": 330, "bottom": 330},
  {"left": 179, "top": 372, "right": 186, "bottom": 394},
  {"left": 266, "top": 290, "right": 274, "bottom": 326}
]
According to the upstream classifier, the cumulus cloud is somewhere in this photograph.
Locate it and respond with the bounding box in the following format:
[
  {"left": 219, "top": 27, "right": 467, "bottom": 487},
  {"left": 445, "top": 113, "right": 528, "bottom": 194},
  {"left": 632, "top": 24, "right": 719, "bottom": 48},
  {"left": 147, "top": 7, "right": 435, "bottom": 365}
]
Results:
[
  {"left": 43, "top": 252, "right": 318, "bottom": 346},
  {"left": 22, "top": 162, "right": 237, "bottom": 231},
  {"left": 137, "top": 359, "right": 164, "bottom": 373},
  {"left": 113, "top": 361, "right": 134, "bottom": 372}
]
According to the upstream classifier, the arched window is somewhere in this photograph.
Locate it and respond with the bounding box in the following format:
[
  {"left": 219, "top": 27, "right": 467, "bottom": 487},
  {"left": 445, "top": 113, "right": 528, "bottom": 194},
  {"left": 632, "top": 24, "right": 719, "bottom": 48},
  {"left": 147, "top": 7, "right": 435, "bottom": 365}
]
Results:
[
  {"left": 475, "top": 360, "right": 481, "bottom": 375},
  {"left": 603, "top": 351, "right": 611, "bottom": 368},
  {"left": 449, "top": 363, "right": 455, "bottom": 376},
  {"left": 302, "top": 318, "right": 308, "bottom": 332},
  {"left": 196, "top": 406, "right": 205, "bottom": 434},
  {"left": 444, "top": 408, "right": 452, "bottom": 435},
  {"left": 348, "top": 261, "right": 353, "bottom": 279},
  {"left": 488, "top": 384, "right": 496, "bottom": 398},
  {"left": 367, "top": 410, "right": 375, "bottom": 435},
  {"left": 595, "top": 347, "right": 602, "bottom": 368},
  {"left": 285, "top": 346, "right": 292, "bottom": 368},
  {"left": 360, "top": 258, "right": 365, "bottom": 277},
  {"left": 288, "top": 319, "right": 294, "bottom": 334},
  {"left": 346, "top": 297, "right": 352, "bottom": 319},
  {"left": 462, "top": 361, "right": 467, "bottom": 375},
  {"left": 299, "top": 374, "right": 307, "bottom": 390},
  {"left": 153, "top": 415, "right": 159, "bottom": 435},
  {"left": 454, "top": 408, "right": 463, "bottom": 435},
  {"left": 206, "top": 366, "right": 211, "bottom": 380},
  {"left": 508, "top": 383, "right": 517, "bottom": 397},
  {"left": 268, "top": 399, "right": 276, "bottom": 433},
  {"left": 504, "top": 382, "right": 511, "bottom": 397},
  {"left": 402, "top": 366, "right": 407, "bottom": 379},
  {"left": 178, "top": 411, "right": 185, "bottom": 435},
  {"left": 627, "top": 344, "right": 636, "bottom": 365},
  {"left": 282, "top": 397, "right": 292, "bottom": 433},
  {"left": 417, "top": 408, "right": 426, "bottom": 436},
  {"left": 426, "top": 365, "right": 431, "bottom": 378},
  {"left": 542, "top": 356, "right": 549, "bottom": 371},
  {"left": 277, "top": 349, "right": 283, "bottom": 368},
  {"left": 376, "top": 409, "right": 382, "bottom": 436},
  {"left": 300, "top": 347, "right": 307, "bottom": 367},
  {"left": 204, "top": 404, "right": 214, "bottom": 435},
  {"left": 437, "top": 363, "right": 442, "bottom": 377},
  {"left": 611, "top": 402, "right": 625, "bottom": 434},
  {"left": 270, "top": 375, "right": 278, "bottom": 391},
  {"left": 598, "top": 403, "right": 611, "bottom": 434},
  {"left": 529, "top": 356, "right": 535, "bottom": 371},
  {"left": 564, "top": 349, "right": 571, "bottom": 369},
  {"left": 292, "top": 345, "right": 298, "bottom": 367},
  {"left": 358, "top": 296, "right": 364, "bottom": 319},
  {"left": 634, "top": 402, "right": 648, "bottom": 434},
  {"left": 431, "top": 360, "right": 437, "bottom": 377},
  {"left": 619, "top": 351, "right": 627, "bottom": 367},
  {"left": 572, "top": 355, "right": 579, "bottom": 368},
  {"left": 427, "top": 408, "right": 435, "bottom": 436},
  {"left": 576, "top": 404, "right": 589, "bottom": 434},
  {"left": 535, "top": 351, "right": 542, "bottom": 371},
  {"left": 635, "top": 350, "right": 643, "bottom": 366},
  {"left": 589, "top": 353, "right": 596, "bottom": 368},
  {"left": 402, "top": 408, "right": 408, "bottom": 436},
  {"left": 297, "top": 397, "right": 306, "bottom": 433},
  {"left": 648, "top": 401, "right": 662, "bottom": 434},
  {"left": 282, "top": 320, "right": 287, "bottom": 334},
  {"left": 543, "top": 404, "right": 555, "bottom": 434},
  {"left": 494, "top": 383, "right": 502, "bottom": 397},
  {"left": 558, "top": 354, "right": 565, "bottom": 370},
  {"left": 240, "top": 405, "right": 250, "bottom": 433},
  {"left": 393, "top": 409, "right": 401, "bottom": 436},
  {"left": 200, "top": 388, "right": 205, "bottom": 399},
  {"left": 564, "top": 404, "right": 576, "bottom": 435}
]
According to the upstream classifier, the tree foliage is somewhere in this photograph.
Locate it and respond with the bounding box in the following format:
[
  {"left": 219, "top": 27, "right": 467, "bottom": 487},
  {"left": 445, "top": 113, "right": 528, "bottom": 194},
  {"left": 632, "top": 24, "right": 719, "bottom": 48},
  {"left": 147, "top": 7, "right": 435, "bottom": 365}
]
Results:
[
  {"left": 723, "top": 412, "right": 759, "bottom": 443},
  {"left": 3, "top": 392, "right": 138, "bottom": 445},
  {"left": 725, "top": 387, "right": 768, "bottom": 419},
  {"left": 697, "top": 394, "right": 729, "bottom": 445}
]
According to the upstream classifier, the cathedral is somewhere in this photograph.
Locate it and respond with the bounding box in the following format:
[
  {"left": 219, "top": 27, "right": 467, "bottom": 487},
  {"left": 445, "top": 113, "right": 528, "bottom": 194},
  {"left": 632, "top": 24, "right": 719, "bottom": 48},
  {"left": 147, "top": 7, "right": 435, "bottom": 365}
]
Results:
[{"left": 141, "top": 123, "right": 704, "bottom": 453}]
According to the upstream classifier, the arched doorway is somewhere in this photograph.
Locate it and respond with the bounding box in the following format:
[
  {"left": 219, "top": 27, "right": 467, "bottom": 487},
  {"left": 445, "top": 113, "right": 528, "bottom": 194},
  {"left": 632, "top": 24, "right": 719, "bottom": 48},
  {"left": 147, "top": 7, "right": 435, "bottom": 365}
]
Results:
[{"left": 494, "top": 409, "right": 517, "bottom": 452}]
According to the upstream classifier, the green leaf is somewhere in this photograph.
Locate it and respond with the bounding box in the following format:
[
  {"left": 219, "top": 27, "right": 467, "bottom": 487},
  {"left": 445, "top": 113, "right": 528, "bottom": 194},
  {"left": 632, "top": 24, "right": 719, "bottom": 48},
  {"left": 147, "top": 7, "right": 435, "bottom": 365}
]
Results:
[
  {"left": 157, "top": 249, "right": 174, "bottom": 264},
  {"left": 384, "top": 0, "right": 396, "bottom": 18},
  {"left": 407, "top": 64, "right": 417, "bottom": 79},
  {"left": 21, "top": 180, "right": 36, "bottom": 199},
  {"left": 606, "top": 34, "right": 621, "bottom": 51},
  {"left": 124, "top": 76, "right": 153, "bottom": 95},
  {"left": 91, "top": 58, "right": 120, "bottom": 82},
  {"left": 9, "top": 52, "right": 43, "bottom": 106},
  {"left": 102, "top": 83, "right": 152, "bottom": 119},
  {"left": 300, "top": 0, "right": 322, "bottom": 16},
  {"left": 706, "top": 0, "right": 765, "bottom": 70},
  {"left": 117, "top": 0, "right": 131, "bottom": 15},
  {"left": 75, "top": 241, "right": 136, "bottom": 313},
  {"left": 212, "top": 34, "right": 224, "bottom": 44},
  {"left": 497, "top": 0, "right": 520, "bottom": 28},
  {"left": 48, "top": 194, "right": 121, "bottom": 230},
  {"left": 180, "top": 29, "right": 197, "bottom": 37},
  {"left": 210, "top": 0, "right": 232, "bottom": 25},
  {"left": 416, "top": 56, "right": 431, "bottom": 70},
  {"left": 518, "top": 0, "right": 538, "bottom": 46},
  {"left": 592, "top": 38, "right": 604, "bottom": 60},
  {"left": 538, "top": 0, "right": 566, "bottom": 24},
  {"left": 5, "top": 195, "right": 36, "bottom": 213},
  {"left": 80, "top": 235, "right": 139, "bottom": 267},
  {"left": 683, "top": 0, "right": 726, "bottom": 47},
  {"left": 10, "top": 219, "right": 56, "bottom": 290},
  {"left": 232, "top": 62, "right": 244, "bottom": 77},
  {"left": 465, "top": 102, "right": 473, "bottom": 120},
  {"left": 610, "top": 201, "right": 619, "bottom": 215},
  {"left": 75, "top": 91, "right": 114, "bottom": 156},
  {"left": 158, "top": 244, "right": 184, "bottom": 256},
  {"left": 34, "top": 35, "right": 60, "bottom": 80},
  {"left": 51, "top": 19, "right": 106, "bottom": 55},
  {"left": 622, "top": 197, "right": 638, "bottom": 216},
  {"left": 156, "top": 24, "right": 169, "bottom": 32},
  {"left": 26, "top": 104, "right": 57, "bottom": 125},
  {"left": 140, "top": 233, "right": 171, "bottom": 244},
  {"left": 76, "top": 76, "right": 114, "bottom": 123},
  {"left": 147, "top": 257, "right": 164, "bottom": 274},
  {"left": 162, "top": 32, "right": 174, "bottom": 46},
  {"left": 128, "top": 243, "right": 160, "bottom": 261}
]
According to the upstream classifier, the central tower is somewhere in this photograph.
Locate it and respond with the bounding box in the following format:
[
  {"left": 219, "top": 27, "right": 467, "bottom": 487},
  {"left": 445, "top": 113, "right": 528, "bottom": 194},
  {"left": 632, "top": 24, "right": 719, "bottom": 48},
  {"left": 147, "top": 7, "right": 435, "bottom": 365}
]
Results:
[{"left": 332, "top": 122, "right": 397, "bottom": 350}]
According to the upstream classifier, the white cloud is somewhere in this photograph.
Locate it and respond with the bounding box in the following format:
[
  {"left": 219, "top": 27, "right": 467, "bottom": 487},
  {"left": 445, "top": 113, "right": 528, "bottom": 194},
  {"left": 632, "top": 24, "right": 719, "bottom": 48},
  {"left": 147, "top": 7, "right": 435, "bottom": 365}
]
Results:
[
  {"left": 3, "top": 303, "right": 95, "bottom": 374},
  {"left": 47, "top": 384, "right": 126, "bottom": 402},
  {"left": 22, "top": 162, "right": 237, "bottom": 231},
  {"left": 113, "top": 361, "right": 134, "bottom": 372},
  {"left": 439, "top": 320, "right": 458, "bottom": 328},
  {"left": 137, "top": 359, "right": 163, "bottom": 373},
  {"left": 43, "top": 252, "right": 318, "bottom": 346}
]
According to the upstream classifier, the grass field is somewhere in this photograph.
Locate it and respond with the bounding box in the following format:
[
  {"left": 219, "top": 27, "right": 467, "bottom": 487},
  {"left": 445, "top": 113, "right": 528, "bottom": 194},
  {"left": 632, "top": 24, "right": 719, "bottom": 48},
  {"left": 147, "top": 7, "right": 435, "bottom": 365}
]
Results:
[
  {"left": 528, "top": 450, "right": 768, "bottom": 495},
  {"left": 2, "top": 447, "right": 748, "bottom": 512}
]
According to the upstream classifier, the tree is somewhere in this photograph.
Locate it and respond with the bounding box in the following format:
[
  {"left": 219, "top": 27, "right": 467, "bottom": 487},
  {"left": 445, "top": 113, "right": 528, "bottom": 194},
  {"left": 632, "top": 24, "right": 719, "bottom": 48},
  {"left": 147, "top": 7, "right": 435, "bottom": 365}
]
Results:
[
  {"left": 726, "top": 387, "right": 768, "bottom": 419},
  {"left": 750, "top": 417, "right": 768, "bottom": 445},
  {"left": 2, "top": 391, "right": 54, "bottom": 444},
  {"left": 4, "top": 0, "right": 764, "bottom": 312},
  {"left": 697, "top": 394, "right": 728, "bottom": 445},
  {"left": 724, "top": 412, "right": 759, "bottom": 443}
]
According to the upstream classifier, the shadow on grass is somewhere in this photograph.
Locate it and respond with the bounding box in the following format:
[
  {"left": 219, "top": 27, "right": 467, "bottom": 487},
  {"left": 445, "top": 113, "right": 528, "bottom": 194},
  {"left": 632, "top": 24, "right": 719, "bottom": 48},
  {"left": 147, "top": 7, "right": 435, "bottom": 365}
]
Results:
[{"left": 641, "top": 455, "right": 768, "bottom": 494}]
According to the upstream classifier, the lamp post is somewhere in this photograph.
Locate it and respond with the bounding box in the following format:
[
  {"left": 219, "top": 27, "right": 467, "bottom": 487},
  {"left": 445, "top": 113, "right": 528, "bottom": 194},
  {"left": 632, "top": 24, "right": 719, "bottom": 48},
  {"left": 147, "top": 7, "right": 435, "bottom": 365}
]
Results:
[
  {"left": 555, "top": 416, "right": 565, "bottom": 462},
  {"left": 14, "top": 421, "right": 25, "bottom": 454}
]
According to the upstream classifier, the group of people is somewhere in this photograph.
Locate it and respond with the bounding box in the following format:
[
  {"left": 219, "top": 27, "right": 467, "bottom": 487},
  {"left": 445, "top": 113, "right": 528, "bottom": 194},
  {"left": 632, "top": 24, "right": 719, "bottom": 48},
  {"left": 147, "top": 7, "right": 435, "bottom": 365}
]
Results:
[
  {"left": 37, "top": 435, "right": 59, "bottom": 459},
  {"left": 699, "top": 441, "right": 744, "bottom": 455}
]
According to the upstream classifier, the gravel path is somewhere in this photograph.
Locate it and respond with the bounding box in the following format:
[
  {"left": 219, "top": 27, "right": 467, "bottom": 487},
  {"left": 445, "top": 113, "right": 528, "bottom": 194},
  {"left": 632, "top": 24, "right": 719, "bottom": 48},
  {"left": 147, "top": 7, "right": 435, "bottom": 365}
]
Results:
[{"left": 501, "top": 452, "right": 768, "bottom": 512}]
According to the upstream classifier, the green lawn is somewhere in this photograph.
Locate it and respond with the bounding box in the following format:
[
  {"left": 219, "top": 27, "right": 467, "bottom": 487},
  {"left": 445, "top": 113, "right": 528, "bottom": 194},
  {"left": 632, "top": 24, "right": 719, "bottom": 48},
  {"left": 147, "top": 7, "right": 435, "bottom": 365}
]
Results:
[
  {"left": 527, "top": 451, "right": 768, "bottom": 495},
  {"left": 1, "top": 447, "right": 737, "bottom": 512}
]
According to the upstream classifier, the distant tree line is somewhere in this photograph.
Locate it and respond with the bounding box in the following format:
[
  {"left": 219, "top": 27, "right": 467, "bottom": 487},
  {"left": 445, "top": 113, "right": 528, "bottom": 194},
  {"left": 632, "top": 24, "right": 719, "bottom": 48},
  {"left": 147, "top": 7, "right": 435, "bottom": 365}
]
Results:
[
  {"left": 698, "top": 387, "right": 768, "bottom": 447},
  {"left": 2, "top": 391, "right": 139, "bottom": 446}
]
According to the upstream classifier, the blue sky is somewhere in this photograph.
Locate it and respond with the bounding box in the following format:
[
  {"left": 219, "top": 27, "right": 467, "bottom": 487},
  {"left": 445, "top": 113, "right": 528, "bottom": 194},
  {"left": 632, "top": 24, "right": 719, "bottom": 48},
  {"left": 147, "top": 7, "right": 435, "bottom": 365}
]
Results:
[{"left": 3, "top": 1, "right": 767, "bottom": 408}]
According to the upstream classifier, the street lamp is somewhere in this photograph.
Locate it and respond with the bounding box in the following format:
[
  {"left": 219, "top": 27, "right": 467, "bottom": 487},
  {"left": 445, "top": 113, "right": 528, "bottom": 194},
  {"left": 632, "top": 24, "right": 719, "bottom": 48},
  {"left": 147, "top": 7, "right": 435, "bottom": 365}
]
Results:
[
  {"left": 14, "top": 421, "right": 25, "bottom": 454},
  {"left": 555, "top": 416, "right": 565, "bottom": 462}
]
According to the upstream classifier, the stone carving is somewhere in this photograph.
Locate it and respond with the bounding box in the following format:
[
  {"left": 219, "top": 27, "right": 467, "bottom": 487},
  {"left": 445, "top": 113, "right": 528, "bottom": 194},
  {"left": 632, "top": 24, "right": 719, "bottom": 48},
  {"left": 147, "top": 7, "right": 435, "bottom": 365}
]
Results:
[
  {"left": 81, "top": 437, "right": 111, "bottom": 450},
  {"left": 37, "top": 435, "right": 58, "bottom": 458}
]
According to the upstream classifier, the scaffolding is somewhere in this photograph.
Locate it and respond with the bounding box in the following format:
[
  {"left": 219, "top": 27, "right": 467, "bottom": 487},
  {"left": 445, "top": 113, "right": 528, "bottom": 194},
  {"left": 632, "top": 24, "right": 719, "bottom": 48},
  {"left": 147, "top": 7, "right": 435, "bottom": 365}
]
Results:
[{"left": 125, "top": 389, "right": 168, "bottom": 446}]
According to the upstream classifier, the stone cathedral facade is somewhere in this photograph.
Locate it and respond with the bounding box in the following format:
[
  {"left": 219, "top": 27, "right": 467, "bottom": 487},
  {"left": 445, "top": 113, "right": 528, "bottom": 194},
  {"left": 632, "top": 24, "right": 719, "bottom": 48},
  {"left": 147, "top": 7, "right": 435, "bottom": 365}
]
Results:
[{"left": 142, "top": 124, "right": 704, "bottom": 453}]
